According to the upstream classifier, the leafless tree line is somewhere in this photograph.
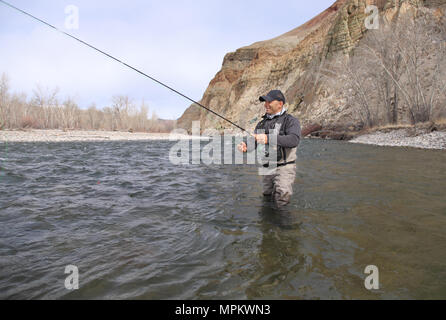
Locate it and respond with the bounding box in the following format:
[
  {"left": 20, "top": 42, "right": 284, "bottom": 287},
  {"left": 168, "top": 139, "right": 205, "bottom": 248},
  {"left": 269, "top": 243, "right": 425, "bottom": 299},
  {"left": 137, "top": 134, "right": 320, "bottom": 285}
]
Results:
[
  {"left": 0, "top": 76, "right": 176, "bottom": 132},
  {"left": 326, "top": 10, "right": 446, "bottom": 128}
]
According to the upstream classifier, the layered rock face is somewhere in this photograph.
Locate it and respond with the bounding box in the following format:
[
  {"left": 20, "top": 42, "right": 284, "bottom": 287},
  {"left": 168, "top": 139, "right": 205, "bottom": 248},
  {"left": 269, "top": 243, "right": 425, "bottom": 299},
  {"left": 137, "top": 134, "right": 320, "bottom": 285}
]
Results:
[{"left": 177, "top": 0, "right": 446, "bottom": 134}]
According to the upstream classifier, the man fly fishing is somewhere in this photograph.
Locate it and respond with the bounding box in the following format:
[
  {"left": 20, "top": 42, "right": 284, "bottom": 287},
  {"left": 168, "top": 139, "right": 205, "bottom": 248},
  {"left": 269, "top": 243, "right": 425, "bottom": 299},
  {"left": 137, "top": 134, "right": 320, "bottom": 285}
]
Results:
[
  {"left": 237, "top": 90, "right": 302, "bottom": 207},
  {"left": 0, "top": 2, "right": 304, "bottom": 208}
]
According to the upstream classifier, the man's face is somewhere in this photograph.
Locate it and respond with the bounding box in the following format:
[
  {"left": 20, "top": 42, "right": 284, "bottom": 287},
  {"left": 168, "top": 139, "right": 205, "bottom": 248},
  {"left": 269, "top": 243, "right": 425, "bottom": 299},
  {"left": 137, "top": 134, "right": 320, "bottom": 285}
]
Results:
[{"left": 264, "top": 100, "right": 284, "bottom": 115}]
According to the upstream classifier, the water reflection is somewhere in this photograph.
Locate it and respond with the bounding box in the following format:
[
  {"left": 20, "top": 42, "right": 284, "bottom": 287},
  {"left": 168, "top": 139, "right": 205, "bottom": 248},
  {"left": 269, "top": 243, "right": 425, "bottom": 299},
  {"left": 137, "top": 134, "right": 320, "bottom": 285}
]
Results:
[
  {"left": 259, "top": 197, "right": 302, "bottom": 229},
  {"left": 245, "top": 199, "right": 304, "bottom": 299}
]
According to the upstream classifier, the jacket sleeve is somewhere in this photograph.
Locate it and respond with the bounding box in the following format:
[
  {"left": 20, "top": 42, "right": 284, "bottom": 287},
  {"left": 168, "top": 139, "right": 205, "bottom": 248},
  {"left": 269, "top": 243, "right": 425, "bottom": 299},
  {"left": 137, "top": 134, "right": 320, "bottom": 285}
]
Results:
[
  {"left": 246, "top": 123, "right": 261, "bottom": 152},
  {"left": 246, "top": 136, "right": 257, "bottom": 152},
  {"left": 267, "top": 117, "right": 301, "bottom": 148}
]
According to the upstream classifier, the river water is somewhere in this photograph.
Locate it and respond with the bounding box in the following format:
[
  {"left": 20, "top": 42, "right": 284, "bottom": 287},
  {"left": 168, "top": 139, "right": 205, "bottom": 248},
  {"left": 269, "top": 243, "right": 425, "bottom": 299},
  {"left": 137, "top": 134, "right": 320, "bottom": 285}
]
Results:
[{"left": 0, "top": 139, "right": 445, "bottom": 299}]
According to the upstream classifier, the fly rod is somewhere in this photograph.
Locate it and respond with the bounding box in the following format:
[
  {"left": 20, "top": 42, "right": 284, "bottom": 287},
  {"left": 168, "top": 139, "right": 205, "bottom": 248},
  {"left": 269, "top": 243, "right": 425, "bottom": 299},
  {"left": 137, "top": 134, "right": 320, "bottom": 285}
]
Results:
[{"left": 0, "top": 0, "right": 253, "bottom": 136}]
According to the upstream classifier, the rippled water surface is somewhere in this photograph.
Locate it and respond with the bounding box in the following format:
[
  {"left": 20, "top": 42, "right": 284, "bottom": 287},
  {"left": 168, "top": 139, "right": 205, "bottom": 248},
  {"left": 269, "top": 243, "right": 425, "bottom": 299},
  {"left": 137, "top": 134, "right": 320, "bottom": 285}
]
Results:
[{"left": 0, "top": 139, "right": 445, "bottom": 299}]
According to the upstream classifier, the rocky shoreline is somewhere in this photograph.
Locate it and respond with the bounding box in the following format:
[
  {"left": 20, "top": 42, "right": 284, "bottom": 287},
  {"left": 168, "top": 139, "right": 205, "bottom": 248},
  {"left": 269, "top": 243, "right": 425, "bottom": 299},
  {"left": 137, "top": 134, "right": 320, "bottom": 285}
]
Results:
[
  {"left": 302, "top": 120, "right": 446, "bottom": 150},
  {"left": 349, "top": 129, "right": 446, "bottom": 150}
]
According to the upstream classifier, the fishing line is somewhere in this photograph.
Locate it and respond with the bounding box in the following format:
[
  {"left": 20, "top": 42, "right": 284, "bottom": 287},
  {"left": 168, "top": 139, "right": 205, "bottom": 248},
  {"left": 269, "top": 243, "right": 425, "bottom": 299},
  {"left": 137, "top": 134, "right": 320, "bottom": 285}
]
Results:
[{"left": 0, "top": 0, "right": 253, "bottom": 136}]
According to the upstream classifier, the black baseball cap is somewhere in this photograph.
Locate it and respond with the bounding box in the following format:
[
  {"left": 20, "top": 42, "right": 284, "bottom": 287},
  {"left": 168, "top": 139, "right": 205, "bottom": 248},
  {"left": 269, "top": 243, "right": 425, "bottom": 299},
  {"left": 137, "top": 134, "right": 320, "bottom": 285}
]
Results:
[{"left": 259, "top": 90, "right": 286, "bottom": 104}]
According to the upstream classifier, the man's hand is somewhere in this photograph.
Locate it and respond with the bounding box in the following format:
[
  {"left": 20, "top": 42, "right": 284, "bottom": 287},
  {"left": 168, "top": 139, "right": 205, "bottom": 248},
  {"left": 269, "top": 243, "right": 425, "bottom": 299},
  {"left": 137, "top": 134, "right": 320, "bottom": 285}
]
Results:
[
  {"left": 237, "top": 142, "right": 247, "bottom": 153},
  {"left": 254, "top": 134, "right": 268, "bottom": 145}
]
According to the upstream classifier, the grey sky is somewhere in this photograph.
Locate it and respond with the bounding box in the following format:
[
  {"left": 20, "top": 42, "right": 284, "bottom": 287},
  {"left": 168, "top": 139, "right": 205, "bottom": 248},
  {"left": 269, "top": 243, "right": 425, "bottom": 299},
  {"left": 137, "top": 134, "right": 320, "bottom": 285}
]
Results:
[{"left": 0, "top": 0, "right": 335, "bottom": 119}]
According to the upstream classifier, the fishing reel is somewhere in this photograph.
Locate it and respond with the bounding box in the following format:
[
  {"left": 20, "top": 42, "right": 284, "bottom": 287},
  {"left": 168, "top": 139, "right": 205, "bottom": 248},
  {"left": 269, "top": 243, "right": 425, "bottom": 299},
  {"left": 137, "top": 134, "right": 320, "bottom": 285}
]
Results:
[{"left": 258, "top": 144, "right": 283, "bottom": 167}]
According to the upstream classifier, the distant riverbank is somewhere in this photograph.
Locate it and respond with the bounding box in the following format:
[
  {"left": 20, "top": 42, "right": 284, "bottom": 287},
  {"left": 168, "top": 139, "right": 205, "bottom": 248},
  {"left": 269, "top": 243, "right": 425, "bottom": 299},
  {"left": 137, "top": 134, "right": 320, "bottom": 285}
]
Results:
[
  {"left": 0, "top": 129, "right": 193, "bottom": 142},
  {"left": 1, "top": 127, "right": 446, "bottom": 150}
]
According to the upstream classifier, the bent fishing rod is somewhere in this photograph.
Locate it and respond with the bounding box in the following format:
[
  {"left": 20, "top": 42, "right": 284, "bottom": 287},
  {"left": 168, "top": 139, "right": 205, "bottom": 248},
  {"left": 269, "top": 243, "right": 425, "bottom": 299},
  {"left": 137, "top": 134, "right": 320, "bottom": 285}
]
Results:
[{"left": 0, "top": 0, "right": 253, "bottom": 136}]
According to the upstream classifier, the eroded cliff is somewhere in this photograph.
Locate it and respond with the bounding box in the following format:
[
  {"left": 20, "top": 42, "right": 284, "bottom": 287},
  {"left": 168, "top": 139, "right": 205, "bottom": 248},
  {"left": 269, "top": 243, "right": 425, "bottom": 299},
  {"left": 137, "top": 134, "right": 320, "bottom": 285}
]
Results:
[{"left": 177, "top": 0, "right": 446, "bottom": 135}]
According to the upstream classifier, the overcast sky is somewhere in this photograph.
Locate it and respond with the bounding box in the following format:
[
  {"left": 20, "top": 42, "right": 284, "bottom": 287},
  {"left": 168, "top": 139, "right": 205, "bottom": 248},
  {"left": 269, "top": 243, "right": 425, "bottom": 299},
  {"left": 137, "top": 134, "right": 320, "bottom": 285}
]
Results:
[{"left": 0, "top": 0, "right": 335, "bottom": 119}]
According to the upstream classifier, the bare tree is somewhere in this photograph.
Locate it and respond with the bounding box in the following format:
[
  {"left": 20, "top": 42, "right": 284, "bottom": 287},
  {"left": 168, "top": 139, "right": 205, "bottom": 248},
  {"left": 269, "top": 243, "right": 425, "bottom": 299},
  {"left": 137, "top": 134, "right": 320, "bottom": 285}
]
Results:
[
  {"left": 360, "top": 13, "right": 446, "bottom": 124},
  {"left": 111, "top": 95, "right": 135, "bottom": 130},
  {"left": 0, "top": 74, "right": 175, "bottom": 132},
  {"left": 86, "top": 104, "right": 99, "bottom": 130},
  {"left": 61, "top": 98, "right": 80, "bottom": 129},
  {"left": 31, "top": 85, "right": 60, "bottom": 128},
  {"left": 329, "top": 10, "right": 446, "bottom": 129},
  {"left": 0, "top": 73, "right": 10, "bottom": 129},
  {"left": 134, "top": 100, "right": 149, "bottom": 132}
]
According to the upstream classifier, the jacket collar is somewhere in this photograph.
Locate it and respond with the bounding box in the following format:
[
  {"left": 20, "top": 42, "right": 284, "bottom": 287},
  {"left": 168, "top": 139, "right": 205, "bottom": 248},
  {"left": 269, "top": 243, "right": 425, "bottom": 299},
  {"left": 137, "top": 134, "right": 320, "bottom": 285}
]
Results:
[{"left": 263, "top": 108, "right": 287, "bottom": 120}]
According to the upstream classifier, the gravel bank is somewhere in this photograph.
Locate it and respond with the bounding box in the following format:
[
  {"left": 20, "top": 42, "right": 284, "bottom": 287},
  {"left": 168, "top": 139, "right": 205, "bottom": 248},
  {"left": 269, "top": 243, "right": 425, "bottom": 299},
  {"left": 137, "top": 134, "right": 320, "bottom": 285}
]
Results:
[
  {"left": 2, "top": 129, "right": 445, "bottom": 150},
  {"left": 349, "top": 129, "right": 446, "bottom": 150},
  {"left": 0, "top": 130, "right": 199, "bottom": 143}
]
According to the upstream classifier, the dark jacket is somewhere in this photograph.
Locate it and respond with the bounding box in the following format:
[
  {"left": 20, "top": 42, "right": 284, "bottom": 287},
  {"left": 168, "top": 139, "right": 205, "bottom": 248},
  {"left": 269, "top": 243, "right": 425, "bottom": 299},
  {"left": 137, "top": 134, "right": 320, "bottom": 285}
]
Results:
[{"left": 247, "top": 110, "right": 302, "bottom": 164}]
